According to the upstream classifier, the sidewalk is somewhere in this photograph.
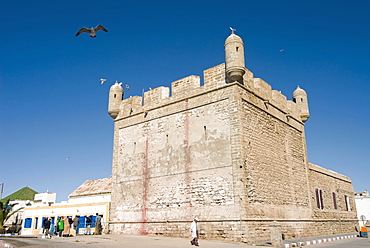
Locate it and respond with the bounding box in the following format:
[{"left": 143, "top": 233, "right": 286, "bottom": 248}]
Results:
[
  {"left": 56, "top": 234, "right": 256, "bottom": 247},
  {"left": 1, "top": 234, "right": 255, "bottom": 248},
  {"left": 254, "top": 232, "right": 358, "bottom": 247}
]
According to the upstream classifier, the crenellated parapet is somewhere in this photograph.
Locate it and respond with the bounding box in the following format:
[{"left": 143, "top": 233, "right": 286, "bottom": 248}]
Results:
[
  {"left": 172, "top": 75, "right": 200, "bottom": 96},
  {"left": 116, "top": 96, "right": 142, "bottom": 119},
  {"left": 143, "top": 86, "right": 170, "bottom": 106},
  {"left": 109, "top": 65, "right": 306, "bottom": 125},
  {"left": 108, "top": 30, "right": 309, "bottom": 124},
  {"left": 203, "top": 63, "right": 226, "bottom": 89}
]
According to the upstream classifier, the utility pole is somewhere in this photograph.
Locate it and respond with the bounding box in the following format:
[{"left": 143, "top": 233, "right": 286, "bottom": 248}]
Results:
[{"left": 0, "top": 183, "right": 4, "bottom": 199}]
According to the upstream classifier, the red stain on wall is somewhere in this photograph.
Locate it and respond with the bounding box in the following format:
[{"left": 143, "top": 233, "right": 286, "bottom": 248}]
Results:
[{"left": 184, "top": 99, "right": 193, "bottom": 219}]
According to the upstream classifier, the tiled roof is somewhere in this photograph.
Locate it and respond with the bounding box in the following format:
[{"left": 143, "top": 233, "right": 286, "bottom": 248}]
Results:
[
  {"left": 1, "top": 186, "right": 38, "bottom": 202},
  {"left": 68, "top": 177, "right": 111, "bottom": 198}
]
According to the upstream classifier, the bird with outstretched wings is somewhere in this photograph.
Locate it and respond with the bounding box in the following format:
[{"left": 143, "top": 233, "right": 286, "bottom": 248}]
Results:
[{"left": 76, "top": 25, "right": 108, "bottom": 38}]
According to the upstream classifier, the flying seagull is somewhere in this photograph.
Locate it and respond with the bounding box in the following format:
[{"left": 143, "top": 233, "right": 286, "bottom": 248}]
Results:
[
  {"left": 76, "top": 25, "right": 108, "bottom": 38},
  {"left": 100, "top": 79, "right": 106, "bottom": 84}
]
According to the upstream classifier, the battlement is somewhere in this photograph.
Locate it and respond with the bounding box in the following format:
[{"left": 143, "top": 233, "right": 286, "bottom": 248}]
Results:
[{"left": 113, "top": 63, "right": 303, "bottom": 123}]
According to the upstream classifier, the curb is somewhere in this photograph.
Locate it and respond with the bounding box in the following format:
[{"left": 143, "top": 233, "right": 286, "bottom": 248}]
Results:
[{"left": 282, "top": 234, "right": 357, "bottom": 248}]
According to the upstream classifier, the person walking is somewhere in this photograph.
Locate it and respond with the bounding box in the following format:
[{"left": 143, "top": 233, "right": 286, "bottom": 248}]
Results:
[
  {"left": 73, "top": 215, "right": 80, "bottom": 235},
  {"left": 190, "top": 218, "right": 199, "bottom": 246},
  {"left": 44, "top": 218, "right": 51, "bottom": 238},
  {"left": 42, "top": 217, "right": 48, "bottom": 234},
  {"left": 62, "top": 216, "right": 71, "bottom": 237},
  {"left": 85, "top": 215, "right": 92, "bottom": 235},
  {"left": 56, "top": 217, "right": 64, "bottom": 237},
  {"left": 94, "top": 213, "right": 102, "bottom": 235},
  {"left": 49, "top": 218, "right": 55, "bottom": 236}
]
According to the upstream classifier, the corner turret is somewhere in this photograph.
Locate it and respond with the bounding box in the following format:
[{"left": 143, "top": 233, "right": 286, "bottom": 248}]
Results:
[
  {"left": 293, "top": 86, "right": 310, "bottom": 123},
  {"left": 224, "top": 28, "right": 245, "bottom": 82},
  {"left": 108, "top": 82, "right": 123, "bottom": 119}
]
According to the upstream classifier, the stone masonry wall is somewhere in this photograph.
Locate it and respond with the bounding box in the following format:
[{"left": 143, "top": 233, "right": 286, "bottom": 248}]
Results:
[
  {"left": 109, "top": 63, "right": 357, "bottom": 243},
  {"left": 308, "top": 163, "right": 358, "bottom": 224},
  {"left": 240, "top": 99, "right": 311, "bottom": 219},
  {"left": 110, "top": 85, "right": 244, "bottom": 235}
]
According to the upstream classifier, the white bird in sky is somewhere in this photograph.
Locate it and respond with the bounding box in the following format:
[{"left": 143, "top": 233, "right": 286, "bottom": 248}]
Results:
[
  {"left": 76, "top": 25, "right": 108, "bottom": 38},
  {"left": 100, "top": 79, "right": 106, "bottom": 84}
]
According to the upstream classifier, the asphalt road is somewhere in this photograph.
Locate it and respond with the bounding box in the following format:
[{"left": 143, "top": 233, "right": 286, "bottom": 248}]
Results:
[
  {"left": 0, "top": 234, "right": 254, "bottom": 248},
  {"left": 1, "top": 235, "right": 367, "bottom": 248}
]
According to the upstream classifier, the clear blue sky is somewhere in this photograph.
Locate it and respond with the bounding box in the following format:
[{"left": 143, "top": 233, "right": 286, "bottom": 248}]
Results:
[{"left": 1, "top": 0, "right": 369, "bottom": 202}]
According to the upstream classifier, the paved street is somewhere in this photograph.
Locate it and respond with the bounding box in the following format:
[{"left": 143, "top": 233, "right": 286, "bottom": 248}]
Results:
[
  {"left": 2, "top": 234, "right": 368, "bottom": 248},
  {"left": 0, "top": 234, "right": 254, "bottom": 248}
]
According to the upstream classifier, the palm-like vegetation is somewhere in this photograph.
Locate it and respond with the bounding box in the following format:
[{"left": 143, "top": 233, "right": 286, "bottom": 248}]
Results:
[{"left": 0, "top": 200, "right": 24, "bottom": 234}]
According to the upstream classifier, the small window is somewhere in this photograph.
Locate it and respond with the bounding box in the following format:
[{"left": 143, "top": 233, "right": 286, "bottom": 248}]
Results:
[
  {"left": 345, "top": 195, "right": 351, "bottom": 211},
  {"left": 24, "top": 218, "right": 32, "bottom": 228},
  {"left": 236, "top": 47, "right": 239, "bottom": 52},
  {"left": 332, "top": 192, "right": 337, "bottom": 209},
  {"left": 42, "top": 217, "right": 47, "bottom": 228},
  {"left": 315, "top": 189, "right": 324, "bottom": 209}
]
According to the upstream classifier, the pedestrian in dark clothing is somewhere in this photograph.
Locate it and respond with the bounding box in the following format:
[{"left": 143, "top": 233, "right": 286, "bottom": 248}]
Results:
[
  {"left": 68, "top": 217, "right": 73, "bottom": 227},
  {"left": 42, "top": 217, "right": 48, "bottom": 234},
  {"left": 85, "top": 215, "right": 92, "bottom": 235},
  {"left": 44, "top": 218, "right": 51, "bottom": 238}
]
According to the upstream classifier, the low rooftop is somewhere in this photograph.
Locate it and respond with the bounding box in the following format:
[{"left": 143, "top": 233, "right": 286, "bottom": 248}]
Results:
[{"left": 68, "top": 177, "right": 112, "bottom": 198}]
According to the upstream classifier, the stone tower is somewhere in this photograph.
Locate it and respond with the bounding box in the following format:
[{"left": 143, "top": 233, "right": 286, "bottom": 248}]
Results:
[
  {"left": 108, "top": 82, "right": 123, "bottom": 119},
  {"left": 108, "top": 30, "right": 357, "bottom": 244},
  {"left": 292, "top": 86, "right": 310, "bottom": 122},
  {"left": 224, "top": 29, "right": 245, "bottom": 82}
]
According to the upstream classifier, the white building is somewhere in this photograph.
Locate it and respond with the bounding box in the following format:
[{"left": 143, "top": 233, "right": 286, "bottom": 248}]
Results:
[
  {"left": 21, "top": 177, "right": 111, "bottom": 235},
  {"left": 354, "top": 190, "right": 370, "bottom": 228}
]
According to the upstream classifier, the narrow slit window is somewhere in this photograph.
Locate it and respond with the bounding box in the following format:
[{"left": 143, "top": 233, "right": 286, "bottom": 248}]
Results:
[
  {"left": 332, "top": 192, "right": 337, "bottom": 209},
  {"left": 345, "top": 195, "right": 351, "bottom": 211},
  {"left": 315, "top": 189, "right": 324, "bottom": 209}
]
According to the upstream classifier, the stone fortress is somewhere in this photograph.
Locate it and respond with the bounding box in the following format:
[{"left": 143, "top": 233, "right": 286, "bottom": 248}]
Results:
[{"left": 107, "top": 30, "right": 357, "bottom": 244}]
